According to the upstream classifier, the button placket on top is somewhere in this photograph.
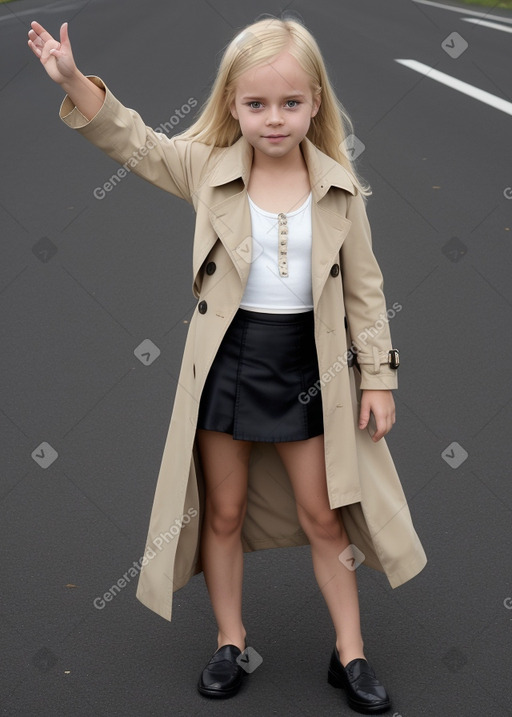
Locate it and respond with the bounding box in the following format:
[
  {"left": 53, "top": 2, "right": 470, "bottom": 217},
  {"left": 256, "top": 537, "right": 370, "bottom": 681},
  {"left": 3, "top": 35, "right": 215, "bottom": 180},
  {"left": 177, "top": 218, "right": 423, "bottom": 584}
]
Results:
[{"left": 277, "top": 212, "right": 288, "bottom": 277}]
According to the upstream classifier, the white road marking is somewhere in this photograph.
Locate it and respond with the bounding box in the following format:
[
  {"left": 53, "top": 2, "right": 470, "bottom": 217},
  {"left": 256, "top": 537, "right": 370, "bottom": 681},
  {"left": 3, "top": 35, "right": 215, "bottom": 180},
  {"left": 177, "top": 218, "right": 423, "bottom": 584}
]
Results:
[
  {"left": 462, "top": 17, "right": 512, "bottom": 34},
  {"left": 412, "top": 0, "right": 512, "bottom": 25},
  {"left": 395, "top": 59, "right": 512, "bottom": 116}
]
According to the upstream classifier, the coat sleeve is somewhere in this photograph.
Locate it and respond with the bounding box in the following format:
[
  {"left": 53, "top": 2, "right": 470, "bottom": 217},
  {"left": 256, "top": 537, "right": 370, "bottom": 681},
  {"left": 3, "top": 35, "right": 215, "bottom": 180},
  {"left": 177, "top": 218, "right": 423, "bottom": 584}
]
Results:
[
  {"left": 341, "top": 191, "right": 398, "bottom": 390},
  {"left": 59, "top": 75, "right": 200, "bottom": 203}
]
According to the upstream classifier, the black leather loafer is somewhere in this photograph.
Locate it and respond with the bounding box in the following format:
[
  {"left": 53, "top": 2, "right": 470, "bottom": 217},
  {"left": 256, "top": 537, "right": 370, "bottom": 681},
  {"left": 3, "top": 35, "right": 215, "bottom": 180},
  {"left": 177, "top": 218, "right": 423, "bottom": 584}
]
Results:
[
  {"left": 327, "top": 646, "right": 391, "bottom": 714},
  {"left": 197, "top": 644, "right": 246, "bottom": 698}
]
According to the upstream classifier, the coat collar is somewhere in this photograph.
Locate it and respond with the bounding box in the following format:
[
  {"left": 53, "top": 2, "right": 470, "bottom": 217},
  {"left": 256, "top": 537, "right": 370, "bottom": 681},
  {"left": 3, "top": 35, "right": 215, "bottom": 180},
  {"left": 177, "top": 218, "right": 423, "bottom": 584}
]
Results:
[
  {"left": 206, "top": 134, "right": 357, "bottom": 201},
  {"left": 201, "top": 134, "right": 356, "bottom": 311}
]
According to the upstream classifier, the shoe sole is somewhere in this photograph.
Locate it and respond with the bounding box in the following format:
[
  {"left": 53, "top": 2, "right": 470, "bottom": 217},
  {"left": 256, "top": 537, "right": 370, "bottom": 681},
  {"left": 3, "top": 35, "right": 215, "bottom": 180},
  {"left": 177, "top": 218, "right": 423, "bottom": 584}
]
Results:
[
  {"left": 328, "top": 668, "right": 391, "bottom": 714},
  {"left": 197, "top": 684, "right": 242, "bottom": 699},
  {"left": 197, "top": 670, "right": 246, "bottom": 699}
]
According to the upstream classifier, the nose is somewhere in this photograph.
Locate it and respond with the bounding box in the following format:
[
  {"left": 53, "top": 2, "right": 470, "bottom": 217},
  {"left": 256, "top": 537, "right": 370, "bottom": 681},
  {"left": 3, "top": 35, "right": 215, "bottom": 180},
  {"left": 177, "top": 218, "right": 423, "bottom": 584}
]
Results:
[{"left": 265, "top": 104, "right": 284, "bottom": 125}]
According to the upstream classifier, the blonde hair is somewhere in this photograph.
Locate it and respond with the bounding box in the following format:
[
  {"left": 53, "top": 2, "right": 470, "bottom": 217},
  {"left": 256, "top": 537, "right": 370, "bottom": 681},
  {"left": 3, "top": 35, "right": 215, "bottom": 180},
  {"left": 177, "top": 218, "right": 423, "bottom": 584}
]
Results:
[{"left": 177, "top": 16, "right": 371, "bottom": 196}]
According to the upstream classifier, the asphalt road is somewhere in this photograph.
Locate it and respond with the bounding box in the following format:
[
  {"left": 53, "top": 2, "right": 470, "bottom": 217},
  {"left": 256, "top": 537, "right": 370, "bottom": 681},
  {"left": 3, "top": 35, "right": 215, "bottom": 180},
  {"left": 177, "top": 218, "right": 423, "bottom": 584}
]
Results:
[{"left": 1, "top": 0, "right": 512, "bottom": 715}]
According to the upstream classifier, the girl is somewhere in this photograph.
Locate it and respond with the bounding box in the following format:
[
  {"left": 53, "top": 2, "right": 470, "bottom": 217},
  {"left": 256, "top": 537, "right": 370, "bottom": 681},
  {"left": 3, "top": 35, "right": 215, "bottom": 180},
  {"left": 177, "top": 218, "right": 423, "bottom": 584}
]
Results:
[{"left": 28, "top": 16, "right": 426, "bottom": 714}]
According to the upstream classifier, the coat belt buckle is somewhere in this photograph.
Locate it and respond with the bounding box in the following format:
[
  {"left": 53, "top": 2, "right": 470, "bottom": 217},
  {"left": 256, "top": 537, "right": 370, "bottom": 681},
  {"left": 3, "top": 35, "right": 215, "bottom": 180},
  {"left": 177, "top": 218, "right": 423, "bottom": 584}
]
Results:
[
  {"left": 347, "top": 348, "right": 358, "bottom": 369},
  {"left": 388, "top": 349, "right": 400, "bottom": 370}
]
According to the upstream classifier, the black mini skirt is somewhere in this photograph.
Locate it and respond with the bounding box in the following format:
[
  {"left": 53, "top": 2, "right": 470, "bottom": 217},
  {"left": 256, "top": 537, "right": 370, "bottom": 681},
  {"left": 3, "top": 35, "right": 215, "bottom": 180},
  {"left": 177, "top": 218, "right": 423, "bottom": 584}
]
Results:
[{"left": 196, "top": 308, "right": 324, "bottom": 442}]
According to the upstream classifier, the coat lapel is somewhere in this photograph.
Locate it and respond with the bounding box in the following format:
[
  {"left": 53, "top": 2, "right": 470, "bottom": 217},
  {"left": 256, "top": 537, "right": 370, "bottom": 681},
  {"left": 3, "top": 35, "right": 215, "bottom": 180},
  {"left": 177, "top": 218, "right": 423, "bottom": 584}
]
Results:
[
  {"left": 205, "top": 134, "right": 357, "bottom": 302},
  {"left": 299, "top": 138, "right": 356, "bottom": 310},
  {"left": 208, "top": 192, "right": 253, "bottom": 288}
]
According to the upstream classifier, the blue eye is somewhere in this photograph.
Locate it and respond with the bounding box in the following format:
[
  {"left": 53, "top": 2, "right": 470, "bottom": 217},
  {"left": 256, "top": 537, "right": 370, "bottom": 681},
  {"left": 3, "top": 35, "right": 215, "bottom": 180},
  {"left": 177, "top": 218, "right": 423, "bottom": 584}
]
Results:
[{"left": 246, "top": 100, "right": 301, "bottom": 110}]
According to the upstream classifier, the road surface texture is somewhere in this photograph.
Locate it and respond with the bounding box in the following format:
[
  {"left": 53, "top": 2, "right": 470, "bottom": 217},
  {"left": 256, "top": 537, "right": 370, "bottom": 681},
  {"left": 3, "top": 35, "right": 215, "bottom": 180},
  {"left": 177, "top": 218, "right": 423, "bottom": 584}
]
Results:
[{"left": 1, "top": 0, "right": 511, "bottom": 715}]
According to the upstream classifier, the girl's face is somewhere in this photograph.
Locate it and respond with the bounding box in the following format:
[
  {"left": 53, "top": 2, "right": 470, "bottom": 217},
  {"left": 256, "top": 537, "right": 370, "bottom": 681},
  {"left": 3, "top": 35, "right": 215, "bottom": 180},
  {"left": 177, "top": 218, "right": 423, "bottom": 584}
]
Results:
[{"left": 230, "top": 50, "right": 321, "bottom": 162}]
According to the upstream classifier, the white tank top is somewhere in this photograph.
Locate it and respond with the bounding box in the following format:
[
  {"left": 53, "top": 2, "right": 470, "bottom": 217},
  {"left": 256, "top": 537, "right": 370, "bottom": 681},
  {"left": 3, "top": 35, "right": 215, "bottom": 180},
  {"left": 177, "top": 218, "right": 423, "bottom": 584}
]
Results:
[{"left": 240, "top": 192, "right": 314, "bottom": 313}]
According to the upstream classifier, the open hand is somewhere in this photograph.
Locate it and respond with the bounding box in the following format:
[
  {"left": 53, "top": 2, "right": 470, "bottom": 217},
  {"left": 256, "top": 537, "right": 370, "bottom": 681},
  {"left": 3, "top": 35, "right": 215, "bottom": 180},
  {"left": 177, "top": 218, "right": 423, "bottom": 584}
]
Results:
[{"left": 27, "top": 21, "right": 78, "bottom": 86}]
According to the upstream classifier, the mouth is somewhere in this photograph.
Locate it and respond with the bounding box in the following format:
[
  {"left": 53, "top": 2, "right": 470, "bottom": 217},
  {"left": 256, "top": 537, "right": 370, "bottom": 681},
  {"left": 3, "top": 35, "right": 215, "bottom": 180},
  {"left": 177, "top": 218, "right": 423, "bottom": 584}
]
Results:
[{"left": 264, "top": 134, "right": 288, "bottom": 138}]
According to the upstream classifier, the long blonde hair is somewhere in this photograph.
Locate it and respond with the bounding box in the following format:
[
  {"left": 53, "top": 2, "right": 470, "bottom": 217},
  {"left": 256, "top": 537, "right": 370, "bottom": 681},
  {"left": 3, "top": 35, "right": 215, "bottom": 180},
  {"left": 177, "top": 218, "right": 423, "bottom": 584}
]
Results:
[{"left": 177, "top": 16, "right": 371, "bottom": 196}]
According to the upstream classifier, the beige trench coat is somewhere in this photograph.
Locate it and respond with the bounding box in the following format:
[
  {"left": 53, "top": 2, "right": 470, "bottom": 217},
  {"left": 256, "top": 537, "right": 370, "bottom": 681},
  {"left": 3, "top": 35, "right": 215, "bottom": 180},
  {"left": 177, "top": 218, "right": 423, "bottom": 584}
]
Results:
[{"left": 60, "top": 77, "right": 427, "bottom": 622}]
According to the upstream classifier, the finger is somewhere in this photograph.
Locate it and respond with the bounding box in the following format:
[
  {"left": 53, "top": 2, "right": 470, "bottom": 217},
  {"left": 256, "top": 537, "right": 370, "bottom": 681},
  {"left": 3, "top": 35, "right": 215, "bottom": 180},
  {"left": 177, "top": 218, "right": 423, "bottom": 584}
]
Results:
[
  {"left": 28, "top": 29, "right": 44, "bottom": 49},
  {"left": 59, "top": 21, "right": 68, "bottom": 49},
  {"left": 358, "top": 405, "right": 369, "bottom": 429},
  {"left": 29, "top": 20, "right": 55, "bottom": 45},
  {"left": 372, "top": 425, "right": 383, "bottom": 442},
  {"left": 29, "top": 20, "right": 46, "bottom": 40},
  {"left": 372, "top": 426, "right": 385, "bottom": 442},
  {"left": 371, "top": 413, "right": 387, "bottom": 442},
  {"left": 27, "top": 39, "right": 42, "bottom": 58},
  {"left": 37, "top": 30, "right": 61, "bottom": 61},
  {"left": 30, "top": 20, "right": 45, "bottom": 36},
  {"left": 374, "top": 414, "right": 394, "bottom": 442}
]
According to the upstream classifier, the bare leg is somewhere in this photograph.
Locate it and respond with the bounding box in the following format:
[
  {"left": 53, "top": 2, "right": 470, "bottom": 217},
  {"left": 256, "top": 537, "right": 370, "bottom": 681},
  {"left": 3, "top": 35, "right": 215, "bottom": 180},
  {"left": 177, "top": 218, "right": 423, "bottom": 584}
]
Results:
[
  {"left": 196, "top": 429, "right": 252, "bottom": 652},
  {"left": 274, "top": 434, "right": 365, "bottom": 667}
]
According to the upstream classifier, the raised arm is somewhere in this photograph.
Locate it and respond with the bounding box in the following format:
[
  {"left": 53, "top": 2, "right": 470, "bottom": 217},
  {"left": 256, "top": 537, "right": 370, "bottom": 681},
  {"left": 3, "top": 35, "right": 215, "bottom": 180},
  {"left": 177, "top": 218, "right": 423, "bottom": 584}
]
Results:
[
  {"left": 27, "top": 20, "right": 206, "bottom": 203},
  {"left": 28, "top": 21, "right": 104, "bottom": 120}
]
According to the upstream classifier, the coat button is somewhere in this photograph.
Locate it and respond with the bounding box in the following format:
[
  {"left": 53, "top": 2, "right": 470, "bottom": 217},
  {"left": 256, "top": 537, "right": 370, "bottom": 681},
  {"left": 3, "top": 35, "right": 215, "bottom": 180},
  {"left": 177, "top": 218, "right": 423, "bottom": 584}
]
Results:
[
  {"left": 330, "top": 263, "right": 340, "bottom": 277},
  {"left": 198, "top": 300, "right": 207, "bottom": 314},
  {"left": 206, "top": 261, "right": 216, "bottom": 275}
]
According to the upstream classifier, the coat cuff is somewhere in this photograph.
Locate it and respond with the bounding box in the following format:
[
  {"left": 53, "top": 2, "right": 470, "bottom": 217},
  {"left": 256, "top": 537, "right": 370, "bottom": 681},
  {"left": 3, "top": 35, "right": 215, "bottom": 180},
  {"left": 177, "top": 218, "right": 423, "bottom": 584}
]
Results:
[
  {"left": 59, "top": 75, "right": 108, "bottom": 129},
  {"left": 357, "top": 363, "right": 398, "bottom": 390},
  {"left": 353, "top": 345, "right": 397, "bottom": 389},
  {"left": 358, "top": 368, "right": 398, "bottom": 390}
]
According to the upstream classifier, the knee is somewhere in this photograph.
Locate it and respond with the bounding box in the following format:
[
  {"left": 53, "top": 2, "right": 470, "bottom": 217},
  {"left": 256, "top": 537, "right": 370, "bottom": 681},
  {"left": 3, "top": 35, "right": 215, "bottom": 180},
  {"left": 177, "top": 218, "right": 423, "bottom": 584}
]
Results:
[
  {"left": 297, "top": 507, "right": 343, "bottom": 542},
  {"left": 206, "top": 501, "right": 246, "bottom": 537}
]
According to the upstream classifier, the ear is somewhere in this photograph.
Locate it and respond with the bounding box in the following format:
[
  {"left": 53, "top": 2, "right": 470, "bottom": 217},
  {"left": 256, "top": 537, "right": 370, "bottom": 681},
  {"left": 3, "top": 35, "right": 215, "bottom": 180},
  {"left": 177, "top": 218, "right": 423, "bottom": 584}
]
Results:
[
  {"left": 230, "top": 100, "right": 239, "bottom": 120},
  {"left": 311, "top": 93, "right": 321, "bottom": 118}
]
